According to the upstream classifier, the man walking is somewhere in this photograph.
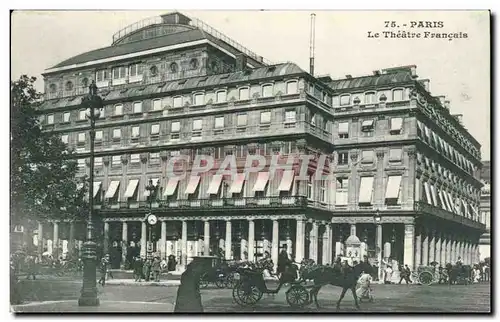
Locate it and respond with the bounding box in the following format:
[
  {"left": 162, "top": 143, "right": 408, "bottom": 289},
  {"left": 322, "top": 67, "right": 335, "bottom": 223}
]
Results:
[
  {"left": 98, "top": 255, "right": 109, "bottom": 286},
  {"left": 143, "top": 258, "right": 152, "bottom": 282},
  {"left": 398, "top": 264, "right": 412, "bottom": 284},
  {"left": 152, "top": 256, "right": 161, "bottom": 282},
  {"left": 134, "top": 257, "right": 143, "bottom": 282}
]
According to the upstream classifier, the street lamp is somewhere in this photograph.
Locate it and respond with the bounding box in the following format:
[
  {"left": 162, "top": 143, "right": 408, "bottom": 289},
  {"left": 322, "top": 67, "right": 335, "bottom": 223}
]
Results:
[
  {"left": 78, "top": 81, "right": 103, "bottom": 307},
  {"left": 145, "top": 179, "right": 158, "bottom": 259},
  {"left": 373, "top": 209, "right": 383, "bottom": 284}
]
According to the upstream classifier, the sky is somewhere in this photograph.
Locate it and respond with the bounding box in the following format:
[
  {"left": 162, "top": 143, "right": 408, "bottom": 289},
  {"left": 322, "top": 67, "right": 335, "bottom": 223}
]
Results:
[{"left": 10, "top": 10, "right": 491, "bottom": 159}]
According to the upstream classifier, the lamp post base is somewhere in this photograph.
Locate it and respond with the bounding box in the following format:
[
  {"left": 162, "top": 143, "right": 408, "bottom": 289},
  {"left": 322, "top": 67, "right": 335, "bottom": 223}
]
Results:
[{"left": 78, "top": 240, "right": 100, "bottom": 307}]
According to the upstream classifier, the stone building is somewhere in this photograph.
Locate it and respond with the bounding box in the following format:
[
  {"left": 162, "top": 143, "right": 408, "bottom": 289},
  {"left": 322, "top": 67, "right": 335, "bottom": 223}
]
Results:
[
  {"left": 34, "top": 12, "right": 485, "bottom": 272},
  {"left": 479, "top": 160, "right": 491, "bottom": 261}
]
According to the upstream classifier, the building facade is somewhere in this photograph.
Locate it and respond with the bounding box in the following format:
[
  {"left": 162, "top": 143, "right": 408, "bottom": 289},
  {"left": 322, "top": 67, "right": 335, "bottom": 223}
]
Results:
[
  {"left": 34, "top": 12, "right": 486, "bottom": 272},
  {"left": 479, "top": 161, "right": 491, "bottom": 261}
]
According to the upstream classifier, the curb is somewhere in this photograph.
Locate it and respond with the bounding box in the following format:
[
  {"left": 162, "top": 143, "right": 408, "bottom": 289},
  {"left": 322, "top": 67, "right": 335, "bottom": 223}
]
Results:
[{"left": 105, "top": 280, "right": 181, "bottom": 286}]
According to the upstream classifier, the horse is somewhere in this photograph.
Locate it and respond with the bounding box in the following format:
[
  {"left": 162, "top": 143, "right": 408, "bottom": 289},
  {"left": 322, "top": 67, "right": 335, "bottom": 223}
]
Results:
[{"left": 301, "top": 262, "right": 365, "bottom": 310}]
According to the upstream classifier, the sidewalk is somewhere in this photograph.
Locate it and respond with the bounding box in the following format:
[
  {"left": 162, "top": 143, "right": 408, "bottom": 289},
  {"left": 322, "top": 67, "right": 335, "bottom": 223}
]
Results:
[
  {"left": 106, "top": 279, "right": 181, "bottom": 286},
  {"left": 11, "top": 300, "right": 174, "bottom": 313}
]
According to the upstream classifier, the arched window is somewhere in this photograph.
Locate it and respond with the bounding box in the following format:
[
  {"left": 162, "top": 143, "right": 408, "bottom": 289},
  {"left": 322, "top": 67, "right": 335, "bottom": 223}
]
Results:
[
  {"left": 216, "top": 90, "right": 227, "bottom": 103},
  {"left": 286, "top": 81, "right": 298, "bottom": 94},
  {"left": 340, "top": 94, "right": 351, "bottom": 106},
  {"left": 239, "top": 87, "right": 249, "bottom": 100},
  {"left": 262, "top": 84, "right": 273, "bottom": 97},
  {"left": 169, "top": 62, "right": 178, "bottom": 73},
  {"left": 193, "top": 93, "right": 205, "bottom": 106}
]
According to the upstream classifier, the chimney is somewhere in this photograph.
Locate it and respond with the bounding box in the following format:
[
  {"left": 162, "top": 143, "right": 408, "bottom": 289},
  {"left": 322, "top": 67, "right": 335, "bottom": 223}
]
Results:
[
  {"left": 445, "top": 100, "right": 451, "bottom": 110},
  {"left": 453, "top": 114, "right": 463, "bottom": 124},
  {"left": 437, "top": 95, "right": 446, "bottom": 106},
  {"left": 235, "top": 53, "right": 247, "bottom": 72},
  {"left": 410, "top": 65, "right": 418, "bottom": 79},
  {"left": 373, "top": 70, "right": 381, "bottom": 76},
  {"left": 345, "top": 75, "right": 352, "bottom": 79}
]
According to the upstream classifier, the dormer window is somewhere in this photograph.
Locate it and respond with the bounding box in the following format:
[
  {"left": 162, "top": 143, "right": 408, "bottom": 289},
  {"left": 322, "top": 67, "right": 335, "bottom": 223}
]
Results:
[
  {"left": 129, "top": 63, "right": 143, "bottom": 77},
  {"left": 286, "top": 81, "right": 298, "bottom": 94},
  {"left": 216, "top": 90, "right": 227, "bottom": 103},
  {"left": 193, "top": 93, "right": 205, "bottom": 106},
  {"left": 365, "top": 92, "right": 376, "bottom": 104},
  {"left": 65, "top": 81, "right": 73, "bottom": 92},
  {"left": 112, "top": 66, "right": 127, "bottom": 79},
  {"left": 239, "top": 87, "right": 249, "bottom": 100},
  {"left": 96, "top": 69, "right": 109, "bottom": 82},
  {"left": 262, "top": 84, "right": 273, "bottom": 97},
  {"left": 173, "top": 96, "right": 183, "bottom": 108},
  {"left": 150, "top": 65, "right": 158, "bottom": 77},
  {"left": 392, "top": 89, "right": 404, "bottom": 101},
  {"left": 189, "top": 58, "right": 199, "bottom": 69},
  {"left": 170, "top": 62, "right": 178, "bottom": 73},
  {"left": 133, "top": 101, "right": 142, "bottom": 114}
]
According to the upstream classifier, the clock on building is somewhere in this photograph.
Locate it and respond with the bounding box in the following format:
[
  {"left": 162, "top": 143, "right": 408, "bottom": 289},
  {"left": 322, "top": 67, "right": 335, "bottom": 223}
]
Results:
[{"left": 147, "top": 214, "right": 158, "bottom": 225}]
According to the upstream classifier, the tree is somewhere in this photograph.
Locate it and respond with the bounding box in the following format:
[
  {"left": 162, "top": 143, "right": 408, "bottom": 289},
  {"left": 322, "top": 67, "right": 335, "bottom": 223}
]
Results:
[{"left": 10, "top": 75, "right": 88, "bottom": 229}]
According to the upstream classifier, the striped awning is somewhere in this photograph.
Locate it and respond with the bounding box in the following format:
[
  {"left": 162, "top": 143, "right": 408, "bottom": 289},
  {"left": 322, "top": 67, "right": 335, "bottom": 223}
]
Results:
[
  {"left": 229, "top": 173, "right": 245, "bottom": 194},
  {"left": 278, "top": 170, "right": 294, "bottom": 191},
  {"left": 185, "top": 176, "right": 201, "bottom": 195},
  {"left": 104, "top": 181, "right": 120, "bottom": 199},
  {"left": 252, "top": 172, "right": 270, "bottom": 192},
  {"left": 207, "top": 174, "right": 223, "bottom": 195},
  {"left": 163, "top": 178, "right": 180, "bottom": 197},
  {"left": 385, "top": 176, "right": 402, "bottom": 199},
  {"left": 93, "top": 182, "right": 102, "bottom": 198},
  {"left": 123, "top": 179, "right": 139, "bottom": 199},
  {"left": 358, "top": 177, "right": 374, "bottom": 204}
]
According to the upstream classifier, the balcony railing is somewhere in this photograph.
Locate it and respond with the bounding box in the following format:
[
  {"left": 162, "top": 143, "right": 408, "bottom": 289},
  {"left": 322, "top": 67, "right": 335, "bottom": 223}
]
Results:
[{"left": 96, "top": 196, "right": 308, "bottom": 211}]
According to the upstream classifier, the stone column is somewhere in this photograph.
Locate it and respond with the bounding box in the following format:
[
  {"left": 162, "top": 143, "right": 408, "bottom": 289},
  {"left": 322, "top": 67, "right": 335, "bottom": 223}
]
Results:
[
  {"left": 310, "top": 222, "right": 318, "bottom": 262},
  {"left": 295, "top": 219, "right": 304, "bottom": 263},
  {"left": 421, "top": 229, "right": 429, "bottom": 266},
  {"left": 248, "top": 220, "right": 255, "bottom": 262},
  {"left": 440, "top": 234, "right": 446, "bottom": 265},
  {"left": 204, "top": 220, "right": 210, "bottom": 256},
  {"left": 450, "top": 239, "right": 456, "bottom": 263},
  {"left": 37, "top": 222, "right": 44, "bottom": 261},
  {"left": 376, "top": 223, "right": 384, "bottom": 281},
  {"left": 68, "top": 222, "right": 75, "bottom": 258},
  {"left": 322, "top": 224, "right": 330, "bottom": 265},
  {"left": 327, "top": 224, "right": 333, "bottom": 264},
  {"left": 403, "top": 224, "right": 414, "bottom": 271},
  {"left": 181, "top": 221, "right": 188, "bottom": 267},
  {"left": 286, "top": 235, "right": 293, "bottom": 259},
  {"left": 103, "top": 222, "right": 109, "bottom": 256},
  {"left": 466, "top": 242, "right": 471, "bottom": 265},
  {"left": 121, "top": 221, "right": 128, "bottom": 269},
  {"left": 428, "top": 229, "right": 435, "bottom": 265},
  {"left": 225, "top": 220, "right": 232, "bottom": 260},
  {"left": 140, "top": 221, "right": 147, "bottom": 258},
  {"left": 53, "top": 222, "right": 59, "bottom": 259},
  {"left": 271, "top": 219, "right": 279, "bottom": 271},
  {"left": 444, "top": 236, "right": 451, "bottom": 264},
  {"left": 459, "top": 240, "right": 465, "bottom": 262},
  {"left": 240, "top": 237, "right": 247, "bottom": 261},
  {"left": 160, "top": 221, "right": 167, "bottom": 259},
  {"left": 414, "top": 228, "right": 422, "bottom": 270}
]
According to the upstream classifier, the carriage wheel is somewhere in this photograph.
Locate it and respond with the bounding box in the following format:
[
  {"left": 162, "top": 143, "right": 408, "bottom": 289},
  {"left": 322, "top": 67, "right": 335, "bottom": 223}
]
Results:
[
  {"left": 234, "top": 282, "right": 262, "bottom": 306},
  {"left": 199, "top": 273, "right": 209, "bottom": 289},
  {"left": 215, "top": 276, "right": 226, "bottom": 289},
  {"left": 225, "top": 274, "right": 236, "bottom": 289},
  {"left": 232, "top": 283, "right": 243, "bottom": 305},
  {"left": 286, "top": 285, "right": 310, "bottom": 308},
  {"left": 418, "top": 271, "right": 433, "bottom": 286}
]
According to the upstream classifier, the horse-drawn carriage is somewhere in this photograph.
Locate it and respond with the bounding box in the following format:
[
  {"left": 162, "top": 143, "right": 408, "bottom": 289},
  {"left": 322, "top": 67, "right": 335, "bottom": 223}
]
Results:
[
  {"left": 198, "top": 258, "right": 238, "bottom": 289},
  {"left": 231, "top": 259, "right": 310, "bottom": 308}
]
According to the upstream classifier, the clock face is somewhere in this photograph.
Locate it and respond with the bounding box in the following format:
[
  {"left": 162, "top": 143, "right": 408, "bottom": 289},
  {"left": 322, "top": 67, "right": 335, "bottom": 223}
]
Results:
[{"left": 147, "top": 214, "right": 157, "bottom": 225}]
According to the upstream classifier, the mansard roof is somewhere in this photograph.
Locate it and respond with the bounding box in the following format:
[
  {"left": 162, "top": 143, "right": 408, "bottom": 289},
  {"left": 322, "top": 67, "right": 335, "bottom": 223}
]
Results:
[{"left": 328, "top": 70, "right": 414, "bottom": 92}]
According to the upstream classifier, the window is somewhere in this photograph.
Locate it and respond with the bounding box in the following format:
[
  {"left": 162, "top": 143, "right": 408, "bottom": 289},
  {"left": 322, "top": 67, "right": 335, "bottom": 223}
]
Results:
[
  {"left": 193, "top": 93, "right": 205, "bottom": 106},
  {"left": 237, "top": 114, "right": 247, "bottom": 127},
  {"left": 94, "top": 157, "right": 103, "bottom": 167},
  {"left": 77, "top": 132, "right": 86, "bottom": 143},
  {"left": 320, "top": 180, "right": 327, "bottom": 203},
  {"left": 65, "top": 81, "right": 73, "bottom": 92},
  {"left": 152, "top": 99, "right": 162, "bottom": 111},
  {"left": 112, "top": 128, "right": 121, "bottom": 140},
  {"left": 284, "top": 110, "right": 296, "bottom": 127},
  {"left": 262, "top": 84, "right": 273, "bottom": 97},
  {"left": 169, "top": 62, "right": 178, "bottom": 73},
  {"left": 239, "top": 87, "right": 249, "bottom": 100},
  {"left": 336, "top": 178, "right": 348, "bottom": 206},
  {"left": 216, "top": 90, "right": 227, "bottom": 103},
  {"left": 95, "top": 130, "right": 103, "bottom": 142},
  {"left": 129, "top": 63, "right": 143, "bottom": 77},
  {"left": 61, "top": 134, "right": 69, "bottom": 144},
  {"left": 392, "top": 89, "right": 404, "bottom": 101},
  {"left": 131, "top": 126, "right": 140, "bottom": 139},
  {"left": 340, "top": 95, "right": 351, "bottom": 106},
  {"left": 359, "top": 176, "right": 375, "bottom": 205},
  {"left": 63, "top": 112, "right": 70, "bottom": 123},
  {"left": 112, "top": 66, "right": 127, "bottom": 79},
  {"left": 130, "top": 154, "right": 141, "bottom": 164},
  {"left": 365, "top": 92, "right": 376, "bottom": 104},
  {"left": 193, "top": 119, "right": 203, "bottom": 131},
  {"left": 150, "top": 152, "right": 160, "bottom": 164},
  {"left": 310, "top": 113, "right": 316, "bottom": 127},
  {"left": 332, "top": 96, "right": 340, "bottom": 106},
  {"left": 100, "top": 108, "right": 105, "bottom": 119},
  {"left": 338, "top": 122, "right": 349, "bottom": 139},
  {"left": 47, "top": 114, "right": 54, "bottom": 125},
  {"left": 286, "top": 81, "right": 298, "bottom": 94},
  {"left": 361, "top": 119, "right": 375, "bottom": 133},
  {"left": 111, "top": 155, "right": 121, "bottom": 166},
  {"left": 79, "top": 110, "right": 86, "bottom": 121},
  {"left": 389, "top": 148, "right": 402, "bottom": 161},
  {"left": 260, "top": 111, "right": 271, "bottom": 124},
  {"left": 307, "top": 176, "right": 313, "bottom": 200},
  {"left": 361, "top": 150, "right": 374, "bottom": 163},
  {"left": 95, "top": 69, "right": 109, "bottom": 82},
  {"left": 133, "top": 102, "right": 142, "bottom": 114},
  {"left": 77, "top": 159, "right": 86, "bottom": 168},
  {"left": 151, "top": 124, "right": 160, "bottom": 136},
  {"left": 114, "top": 104, "right": 123, "bottom": 116},
  {"left": 338, "top": 152, "right": 349, "bottom": 165},
  {"left": 214, "top": 116, "right": 225, "bottom": 129},
  {"left": 385, "top": 175, "right": 402, "bottom": 205},
  {"left": 173, "top": 96, "right": 183, "bottom": 108},
  {"left": 171, "top": 121, "right": 180, "bottom": 139},
  {"left": 390, "top": 117, "right": 403, "bottom": 135}
]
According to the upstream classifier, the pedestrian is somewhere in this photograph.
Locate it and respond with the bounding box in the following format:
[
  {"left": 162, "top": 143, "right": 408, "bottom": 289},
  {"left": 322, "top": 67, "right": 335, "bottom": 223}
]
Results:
[
  {"left": 152, "top": 257, "right": 161, "bottom": 282},
  {"left": 384, "top": 265, "right": 393, "bottom": 284},
  {"left": 277, "top": 246, "right": 289, "bottom": 278},
  {"left": 398, "top": 264, "right": 412, "bottom": 284},
  {"left": 134, "top": 257, "right": 143, "bottom": 282},
  {"left": 143, "top": 258, "right": 152, "bottom": 282},
  {"left": 356, "top": 270, "right": 373, "bottom": 301},
  {"left": 167, "top": 255, "right": 177, "bottom": 272},
  {"left": 98, "top": 256, "right": 108, "bottom": 286}
]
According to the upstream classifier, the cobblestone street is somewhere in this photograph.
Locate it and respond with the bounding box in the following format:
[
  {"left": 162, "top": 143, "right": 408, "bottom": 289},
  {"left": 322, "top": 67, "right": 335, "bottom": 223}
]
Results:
[{"left": 12, "top": 278, "right": 491, "bottom": 313}]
